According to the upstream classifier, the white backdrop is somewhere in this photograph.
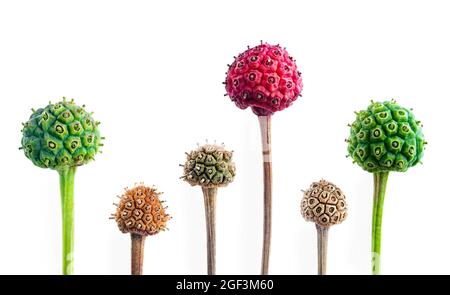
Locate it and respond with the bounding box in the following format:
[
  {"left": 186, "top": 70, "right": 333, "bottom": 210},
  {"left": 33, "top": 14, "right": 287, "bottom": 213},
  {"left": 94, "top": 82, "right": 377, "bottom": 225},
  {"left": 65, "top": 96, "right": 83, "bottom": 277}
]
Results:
[{"left": 0, "top": 0, "right": 448, "bottom": 274}]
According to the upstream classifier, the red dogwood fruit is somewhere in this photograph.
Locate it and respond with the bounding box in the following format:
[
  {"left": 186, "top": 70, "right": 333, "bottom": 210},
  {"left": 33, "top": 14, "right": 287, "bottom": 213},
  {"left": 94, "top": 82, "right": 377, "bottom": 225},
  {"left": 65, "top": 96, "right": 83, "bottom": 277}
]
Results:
[{"left": 225, "top": 43, "right": 303, "bottom": 116}]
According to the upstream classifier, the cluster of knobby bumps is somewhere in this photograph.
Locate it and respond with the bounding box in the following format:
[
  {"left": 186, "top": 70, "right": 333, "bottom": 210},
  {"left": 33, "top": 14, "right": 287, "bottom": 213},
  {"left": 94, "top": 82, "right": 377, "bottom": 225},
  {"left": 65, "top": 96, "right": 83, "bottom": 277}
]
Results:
[
  {"left": 21, "top": 98, "right": 102, "bottom": 170},
  {"left": 347, "top": 100, "right": 425, "bottom": 173},
  {"left": 115, "top": 185, "right": 170, "bottom": 236},
  {"left": 225, "top": 43, "right": 303, "bottom": 116},
  {"left": 301, "top": 180, "right": 348, "bottom": 227},
  {"left": 182, "top": 144, "right": 236, "bottom": 188}
]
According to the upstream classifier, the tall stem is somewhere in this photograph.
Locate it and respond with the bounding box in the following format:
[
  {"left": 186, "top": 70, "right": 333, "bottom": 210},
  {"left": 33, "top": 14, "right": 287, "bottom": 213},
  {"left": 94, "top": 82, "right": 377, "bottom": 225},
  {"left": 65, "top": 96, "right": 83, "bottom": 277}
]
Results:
[
  {"left": 316, "top": 224, "right": 329, "bottom": 275},
  {"left": 202, "top": 187, "right": 217, "bottom": 275},
  {"left": 58, "top": 166, "right": 76, "bottom": 275},
  {"left": 131, "top": 233, "right": 146, "bottom": 275},
  {"left": 372, "top": 171, "right": 389, "bottom": 275},
  {"left": 258, "top": 115, "right": 272, "bottom": 275}
]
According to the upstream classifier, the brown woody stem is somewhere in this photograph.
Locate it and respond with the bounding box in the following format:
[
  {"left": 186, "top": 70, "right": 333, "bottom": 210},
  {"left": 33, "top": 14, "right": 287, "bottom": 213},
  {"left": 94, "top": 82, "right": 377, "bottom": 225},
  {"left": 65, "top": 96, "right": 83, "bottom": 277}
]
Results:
[
  {"left": 131, "top": 233, "right": 145, "bottom": 275},
  {"left": 258, "top": 115, "right": 272, "bottom": 275},
  {"left": 202, "top": 187, "right": 217, "bottom": 275},
  {"left": 316, "top": 224, "right": 329, "bottom": 275}
]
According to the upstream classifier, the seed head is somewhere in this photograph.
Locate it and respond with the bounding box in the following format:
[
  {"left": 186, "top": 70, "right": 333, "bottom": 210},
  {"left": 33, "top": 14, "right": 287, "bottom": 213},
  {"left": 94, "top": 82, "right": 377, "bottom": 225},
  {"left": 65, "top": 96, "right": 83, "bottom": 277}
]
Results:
[
  {"left": 114, "top": 184, "right": 171, "bottom": 236},
  {"left": 21, "top": 97, "right": 103, "bottom": 170},
  {"left": 224, "top": 43, "right": 303, "bottom": 116},
  {"left": 347, "top": 100, "right": 425, "bottom": 173},
  {"left": 181, "top": 143, "right": 236, "bottom": 188},
  {"left": 301, "top": 180, "right": 348, "bottom": 227}
]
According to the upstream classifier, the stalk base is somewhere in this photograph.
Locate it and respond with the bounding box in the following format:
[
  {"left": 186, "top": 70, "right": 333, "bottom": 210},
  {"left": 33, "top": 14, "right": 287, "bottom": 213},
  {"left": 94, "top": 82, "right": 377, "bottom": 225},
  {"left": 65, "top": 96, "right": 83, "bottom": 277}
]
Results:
[
  {"left": 371, "top": 172, "right": 389, "bottom": 275},
  {"left": 59, "top": 166, "right": 76, "bottom": 275},
  {"left": 131, "top": 233, "right": 146, "bottom": 275},
  {"left": 202, "top": 187, "right": 217, "bottom": 275},
  {"left": 316, "top": 224, "right": 329, "bottom": 275},
  {"left": 258, "top": 115, "right": 272, "bottom": 275}
]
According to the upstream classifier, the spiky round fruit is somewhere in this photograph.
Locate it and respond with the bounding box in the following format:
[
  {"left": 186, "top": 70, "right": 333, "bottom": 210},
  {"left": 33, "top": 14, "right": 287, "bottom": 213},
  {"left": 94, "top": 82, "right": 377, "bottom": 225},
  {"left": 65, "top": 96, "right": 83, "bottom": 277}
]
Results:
[
  {"left": 224, "top": 43, "right": 303, "bottom": 116},
  {"left": 182, "top": 143, "right": 236, "bottom": 188},
  {"left": 21, "top": 98, "right": 103, "bottom": 170},
  {"left": 115, "top": 184, "right": 170, "bottom": 236},
  {"left": 347, "top": 100, "right": 425, "bottom": 173},
  {"left": 301, "top": 180, "right": 348, "bottom": 227}
]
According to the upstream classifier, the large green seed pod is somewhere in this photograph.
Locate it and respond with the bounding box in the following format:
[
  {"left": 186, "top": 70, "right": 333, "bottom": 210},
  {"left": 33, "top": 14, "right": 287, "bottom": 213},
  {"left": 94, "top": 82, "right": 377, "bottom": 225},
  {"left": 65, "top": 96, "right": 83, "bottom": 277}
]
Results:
[
  {"left": 181, "top": 143, "right": 236, "bottom": 188},
  {"left": 20, "top": 97, "right": 103, "bottom": 275},
  {"left": 21, "top": 98, "right": 102, "bottom": 170},
  {"left": 347, "top": 99, "right": 426, "bottom": 275},
  {"left": 347, "top": 100, "right": 425, "bottom": 173}
]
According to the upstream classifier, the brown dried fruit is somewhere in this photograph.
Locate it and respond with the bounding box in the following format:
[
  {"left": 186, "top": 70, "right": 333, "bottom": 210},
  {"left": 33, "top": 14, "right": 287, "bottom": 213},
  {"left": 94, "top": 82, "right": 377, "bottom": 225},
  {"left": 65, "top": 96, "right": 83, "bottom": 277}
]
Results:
[
  {"left": 114, "top": 184, "right": 171, "bottom": 236},
  {"left": 301, "top": 180, "right": 348, "bottom": 227}
]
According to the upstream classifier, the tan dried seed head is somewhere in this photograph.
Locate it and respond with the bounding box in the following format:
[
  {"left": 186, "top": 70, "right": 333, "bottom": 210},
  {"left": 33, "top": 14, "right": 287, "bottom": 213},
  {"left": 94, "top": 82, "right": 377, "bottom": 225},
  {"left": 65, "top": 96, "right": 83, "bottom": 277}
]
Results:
[{"left": 301, "top": 179, "right": 348, "bottom": 227}]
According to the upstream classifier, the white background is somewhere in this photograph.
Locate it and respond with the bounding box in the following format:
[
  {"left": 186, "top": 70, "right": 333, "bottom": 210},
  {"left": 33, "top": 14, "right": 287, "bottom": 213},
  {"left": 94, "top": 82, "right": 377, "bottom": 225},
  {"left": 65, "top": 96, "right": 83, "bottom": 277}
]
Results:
[{"left": 0, "top": 0, "right": 448, "bottom": 275}]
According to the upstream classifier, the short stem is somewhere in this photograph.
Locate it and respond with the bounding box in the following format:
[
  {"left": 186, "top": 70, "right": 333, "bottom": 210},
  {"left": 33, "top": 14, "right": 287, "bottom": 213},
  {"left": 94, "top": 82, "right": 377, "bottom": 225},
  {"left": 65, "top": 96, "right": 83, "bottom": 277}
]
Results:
[
  {"left": 58, "top": 166, "right": 76, "bottom": 275},
  {"left": 131, "top": 233, "right": 146, "bottom": 275},
  {"left": 258, "top": 115, "right": 272, "bottom": 275},
  {"left": 316, "top": 224, "right": 329, "bottom": 275},
  {"left": 372, "top": 171, "right": 389, "bottom": 275},
  {"left": 202, "top": 187, "right": 217, "bottom": 275}
]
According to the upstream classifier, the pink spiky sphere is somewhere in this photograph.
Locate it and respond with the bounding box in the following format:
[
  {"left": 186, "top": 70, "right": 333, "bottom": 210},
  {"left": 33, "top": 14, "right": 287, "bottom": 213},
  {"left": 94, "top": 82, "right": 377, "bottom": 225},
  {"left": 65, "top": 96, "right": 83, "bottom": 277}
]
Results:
[{"left": 225, "top": 43, "right": 303, "bottom": 116}]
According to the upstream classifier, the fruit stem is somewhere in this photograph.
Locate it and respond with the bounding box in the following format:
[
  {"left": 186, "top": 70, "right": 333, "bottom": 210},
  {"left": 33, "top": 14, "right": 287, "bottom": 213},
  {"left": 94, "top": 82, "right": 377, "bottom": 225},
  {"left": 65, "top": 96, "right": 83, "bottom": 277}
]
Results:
[
  {"left": 258, "top": 115, "right": 272, "bottom": 275},
  {"left": 58, "top": 166, "right": 76, "bottom": 275},
  {"left": 131, "top": 233, "right": 146, "bottom": 275},
  {"left": 316, "top": 224, "right": 329, "bottom": 275},
  {"left": 372, "top": 171, "right": 389, "bottom": 275},
  {"left": 202, "top": 187, "right": 217, "bottom": 275}
]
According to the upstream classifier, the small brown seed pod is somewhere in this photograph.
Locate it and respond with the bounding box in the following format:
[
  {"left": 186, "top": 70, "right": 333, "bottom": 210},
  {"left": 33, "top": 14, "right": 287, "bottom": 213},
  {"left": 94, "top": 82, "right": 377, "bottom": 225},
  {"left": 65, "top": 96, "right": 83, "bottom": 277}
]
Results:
[
  {"left": 301, "top": 179, "right": 348, "bottom": 227},
  {"left": 115, "top": 184, "right": 170, "bottom": 236},
  {"left": 301, "top": 179, "right": 348, "bottom": 275},
  {"left": 112, "top": 184, "right": 171, "bottom": 275}
]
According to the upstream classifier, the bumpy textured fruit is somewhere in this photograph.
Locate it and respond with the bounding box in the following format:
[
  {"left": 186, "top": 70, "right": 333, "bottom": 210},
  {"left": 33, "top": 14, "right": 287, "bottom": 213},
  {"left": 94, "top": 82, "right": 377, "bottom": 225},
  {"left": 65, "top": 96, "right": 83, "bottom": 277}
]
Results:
[
  {"left": 21, "top": 98, "right": 102, "bottom": 170},
  {"left": 301, "top": 180, "right": 348, "bottom": 227},
  {"left": 114, "top": 184, "right": 170, "bottom": 236},
  {"left": 224, "top": 43, "right": 303, "bottom": 116},
  {"left": 181, "top": 144, "right": 236, "bottom": 188},
  {"left": 347, "top": 100, "right": 425, "bottom": 173}
]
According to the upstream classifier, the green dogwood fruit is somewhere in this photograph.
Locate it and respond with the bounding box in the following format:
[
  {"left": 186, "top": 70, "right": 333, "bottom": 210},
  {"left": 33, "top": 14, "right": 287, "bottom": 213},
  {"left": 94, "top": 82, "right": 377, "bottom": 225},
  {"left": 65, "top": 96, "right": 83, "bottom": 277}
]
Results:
[
  {"left": 347, "top": 99, "right": 425, "bottom": 274},
  {"left": 21, "top": 97, "right": 103, "bottom": 274}
]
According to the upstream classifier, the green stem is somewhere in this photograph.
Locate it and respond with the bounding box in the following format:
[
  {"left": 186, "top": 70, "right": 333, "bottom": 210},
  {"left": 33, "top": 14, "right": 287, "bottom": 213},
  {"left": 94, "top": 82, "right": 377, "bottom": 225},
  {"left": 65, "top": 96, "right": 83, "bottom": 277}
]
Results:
[
  {"left": 58, "top": 166, "right": 76, "bottom": 275},
  {"left": 372, "top": 171, "right": 389, "bottom": 275}
]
